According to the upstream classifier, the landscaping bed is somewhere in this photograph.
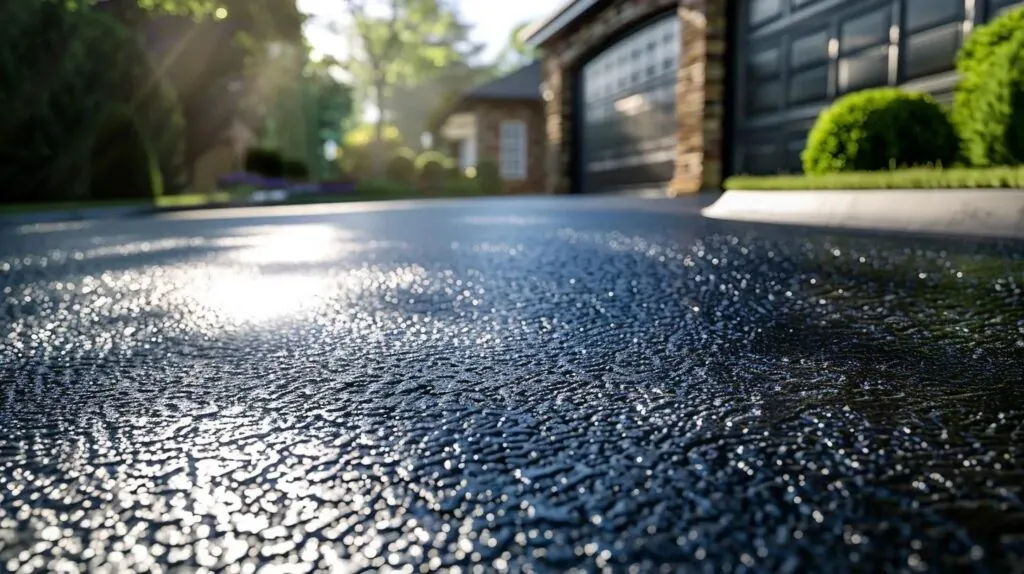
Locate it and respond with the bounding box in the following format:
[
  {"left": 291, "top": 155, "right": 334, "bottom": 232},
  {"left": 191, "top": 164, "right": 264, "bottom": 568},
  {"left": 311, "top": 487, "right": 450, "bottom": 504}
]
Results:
[{"left": 724, "top": 166, "right": 1024, "bottom": 191}]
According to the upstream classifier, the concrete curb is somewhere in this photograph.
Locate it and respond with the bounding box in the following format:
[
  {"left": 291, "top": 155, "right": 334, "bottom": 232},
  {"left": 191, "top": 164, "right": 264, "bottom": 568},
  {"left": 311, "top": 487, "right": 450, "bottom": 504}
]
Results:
[{"left": 702, "top": 189, "right": 1024, "bottom": 240}]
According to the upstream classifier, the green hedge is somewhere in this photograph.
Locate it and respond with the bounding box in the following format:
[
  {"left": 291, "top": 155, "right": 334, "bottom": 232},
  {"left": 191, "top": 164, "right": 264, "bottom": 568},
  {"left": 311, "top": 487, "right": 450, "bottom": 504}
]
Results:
[
  {"left": 953, "top": 6, "right": 1024, "bottom": 167},
  {"left": 416, "top": 151, "right": 453, "bottom": 192},
  {"left": 283, "top": 158, "right": 310, "bottom": 180},
  {"left": 245, "top": 148, "right": 285, "bottom": 178},
  {"left": 475, "top": 159, "right": 503, "bottom": 192},
  {"left": 385, "top": 148, "right": 417, "bottom": 185},
  {"left": 802, "top": 88, "right": 960, "bottom": 174}
]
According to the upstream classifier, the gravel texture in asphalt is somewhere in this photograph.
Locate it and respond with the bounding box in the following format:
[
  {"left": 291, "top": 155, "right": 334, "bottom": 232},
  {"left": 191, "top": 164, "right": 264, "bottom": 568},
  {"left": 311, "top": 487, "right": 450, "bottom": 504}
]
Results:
[{"left": 1, "top": 196, "right": 1022, "bottom": 573}]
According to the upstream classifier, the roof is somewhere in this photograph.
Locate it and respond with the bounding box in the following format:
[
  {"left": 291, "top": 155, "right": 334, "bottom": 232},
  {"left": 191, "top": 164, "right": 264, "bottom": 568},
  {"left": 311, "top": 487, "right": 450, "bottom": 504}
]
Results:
[
  {"left": 521, "top": 0, "right": 602, "bottom": 47},
  {"left": 462, "top": 61, "right": 542, "bottom": 101}
]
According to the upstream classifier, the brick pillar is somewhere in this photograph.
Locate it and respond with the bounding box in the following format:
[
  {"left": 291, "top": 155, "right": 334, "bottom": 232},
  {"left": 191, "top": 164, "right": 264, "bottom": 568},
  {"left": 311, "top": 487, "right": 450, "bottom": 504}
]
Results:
[
  {"left": 542, "top": 57, "right": 572, "bottom": 194},
  {"left": 670, "top": 0, "right": 727, "bottom": 194}
]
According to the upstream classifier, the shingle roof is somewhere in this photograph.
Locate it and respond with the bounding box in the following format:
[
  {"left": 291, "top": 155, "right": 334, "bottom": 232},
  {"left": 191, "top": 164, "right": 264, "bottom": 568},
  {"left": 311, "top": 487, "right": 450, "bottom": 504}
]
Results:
[{"left": 462, "top": 61, "right": 542, "bottom": 101}]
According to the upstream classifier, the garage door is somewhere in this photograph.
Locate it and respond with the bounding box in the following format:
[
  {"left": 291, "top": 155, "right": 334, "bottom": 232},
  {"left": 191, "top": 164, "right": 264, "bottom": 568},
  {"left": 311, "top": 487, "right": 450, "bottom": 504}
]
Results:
[
  {"left": 731, "top": 0, "right": 1024, "bottom": 176},
  {"left": 577, "top": 13, "right": 680, "bottom": 193}
]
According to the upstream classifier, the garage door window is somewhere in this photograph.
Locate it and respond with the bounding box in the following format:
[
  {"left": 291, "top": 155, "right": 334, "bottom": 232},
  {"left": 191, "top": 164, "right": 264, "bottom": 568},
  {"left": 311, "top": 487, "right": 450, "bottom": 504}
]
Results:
[
  {"left": 499, "top": 120, "right": 527, "bottom": 180},
  {"left": 579, "top": 13, "right": 680, "bottom": 192}
]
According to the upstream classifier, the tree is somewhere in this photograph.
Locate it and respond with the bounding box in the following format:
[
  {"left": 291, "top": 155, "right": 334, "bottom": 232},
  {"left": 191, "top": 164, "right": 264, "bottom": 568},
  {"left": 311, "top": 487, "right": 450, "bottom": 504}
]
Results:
[
  {"left": 308, "top": 57, "right": 356, "bottom": 151},
  {"left": 493, "top": 20, "right": 538, "bottom": 73},
  {"left": 102, "top": 0, "right": 307, "bottom": 181},
  {"left": 0, "top": 0, "right": 185, "bottom": 202},
  {"left": 392, "top": 61, "right": 493, "bottom": 149},
  {"left": 338, "top": 0, "right": 468, "bottom": 170},
  {"left": 383, "top": 14, "right": 487, "bottom": 150}
]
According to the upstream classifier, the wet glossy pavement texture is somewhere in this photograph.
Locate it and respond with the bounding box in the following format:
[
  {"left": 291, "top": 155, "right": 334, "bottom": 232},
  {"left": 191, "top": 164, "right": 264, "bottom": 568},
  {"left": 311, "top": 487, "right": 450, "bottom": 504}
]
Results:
[{"left": 1, "top": 196, "right": 1022, "bottom": 573}]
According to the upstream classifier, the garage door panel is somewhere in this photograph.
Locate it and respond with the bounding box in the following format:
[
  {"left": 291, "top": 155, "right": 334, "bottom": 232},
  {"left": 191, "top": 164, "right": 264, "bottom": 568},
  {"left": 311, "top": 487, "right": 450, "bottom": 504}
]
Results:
[
  {"left": 839, "top": 6, "right": 891, "bottom": 54},
  {"left": 790, "top": 29, "right": 830, "bottom": 69},
  {"left": 579, "top": 13, "right": 680, "bottom": 193},
  {"left": 731, "top": 0, "right": 1018, "bottom": 176},
  {"left": 788, "top": 65, "right": 830, "bottom": 105},
  {"left": 838, "top": 45, "right": 889, "bottom": 93},
  {"left": 586, "top": 162, "right": 675, "bottom": 191},
  {"left": 902, "top": 23, "right": 962, "bottom": 80},
  {"left": 905, "top": 0, "right": 963, "bottom": 32}
]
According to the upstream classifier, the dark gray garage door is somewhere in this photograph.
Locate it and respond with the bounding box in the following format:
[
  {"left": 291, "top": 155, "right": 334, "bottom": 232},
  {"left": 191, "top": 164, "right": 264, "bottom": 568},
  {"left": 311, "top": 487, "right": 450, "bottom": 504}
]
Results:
[
  {"left": 577, "top": 13, "right": 680, "bottom": 193},
  {"left": 731, "top": 0, "right": 1024, "bottom": 175}
]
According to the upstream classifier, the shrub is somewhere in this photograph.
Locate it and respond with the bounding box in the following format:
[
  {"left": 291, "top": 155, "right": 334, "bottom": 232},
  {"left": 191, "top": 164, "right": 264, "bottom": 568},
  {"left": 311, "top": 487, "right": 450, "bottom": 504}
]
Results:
[
  {"left": 89, "top": 114, "right": 160, "bottom": 199},
  {"left": 444, "top": 165, "right": 463, "bottom": 182},
  {"left": 475, "top": 159, "right": 503, "bottom": 191},
  {"left": 385, "top": 148, "right": 417, "bottom": 185},
  {"left": 338, "top": 145, "right": 374, "bottom": 180},
  {"left": 283, "top": 158, "right": 310, "bottom": 180},
  {"left": 354, "top": 178, "right": 416, "bottom": 197},
  {"left": 414, "top": 150, "right": 452, "bottom": 170},
  {"left": 952, "top": 8, "right": 1024, "bottom": 166},
  {"left": 416, "top": 151, "right": 452, "bottom": 192},
  {"left": 955, "top": 5, "right": 1024, "bottom": 77},
  {"left": 802, "top": 88, "right": 960, "bottom": 174},
  {"left": 245, "top": 148, "right": 286, "bottom": 178},
  {"left": 443, "top": 177, "right": 483, "bottom": 196}
]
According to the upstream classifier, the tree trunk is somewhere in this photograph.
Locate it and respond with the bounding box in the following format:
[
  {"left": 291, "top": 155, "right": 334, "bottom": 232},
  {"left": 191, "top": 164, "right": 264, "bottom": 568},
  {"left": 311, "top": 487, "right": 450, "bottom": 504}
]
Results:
[{"left": 372, "top": 79, "right": 386, "bottom": 177}]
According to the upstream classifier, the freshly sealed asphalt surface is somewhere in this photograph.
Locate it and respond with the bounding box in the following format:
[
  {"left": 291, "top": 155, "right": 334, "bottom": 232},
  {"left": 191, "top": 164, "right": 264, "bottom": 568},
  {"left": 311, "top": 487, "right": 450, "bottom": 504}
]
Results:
[{"left": 1, "top": 196, "right": 1022, "bottom": 573}]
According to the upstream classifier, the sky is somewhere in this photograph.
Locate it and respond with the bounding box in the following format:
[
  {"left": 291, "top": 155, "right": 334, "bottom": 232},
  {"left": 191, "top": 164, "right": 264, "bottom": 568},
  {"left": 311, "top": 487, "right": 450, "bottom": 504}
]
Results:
[{"left": 296, "top": 0, "right": 554, "bottom": 63}]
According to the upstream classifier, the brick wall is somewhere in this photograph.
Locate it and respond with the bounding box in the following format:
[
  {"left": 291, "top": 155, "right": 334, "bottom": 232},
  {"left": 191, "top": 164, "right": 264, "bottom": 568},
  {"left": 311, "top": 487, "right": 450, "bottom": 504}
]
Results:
[
  {"left": 538, "top": 0, "right": 728, "bottom": 194},
  {"left": 474, "top": 100, "right": 547, "bottom": 195}
]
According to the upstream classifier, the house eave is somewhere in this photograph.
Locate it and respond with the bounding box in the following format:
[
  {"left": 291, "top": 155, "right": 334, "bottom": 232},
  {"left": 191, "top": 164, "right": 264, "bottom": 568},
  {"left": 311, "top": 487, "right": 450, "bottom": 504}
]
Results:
[{"left": 521, "top": 0, "right": 601, "bottom": 48}]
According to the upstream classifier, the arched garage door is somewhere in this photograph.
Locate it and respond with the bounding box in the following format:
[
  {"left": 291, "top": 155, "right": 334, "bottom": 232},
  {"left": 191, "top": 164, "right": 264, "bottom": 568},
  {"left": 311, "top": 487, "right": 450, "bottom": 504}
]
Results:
[{"left": 577, "top": 14, "right": 680, "bottom": 194}]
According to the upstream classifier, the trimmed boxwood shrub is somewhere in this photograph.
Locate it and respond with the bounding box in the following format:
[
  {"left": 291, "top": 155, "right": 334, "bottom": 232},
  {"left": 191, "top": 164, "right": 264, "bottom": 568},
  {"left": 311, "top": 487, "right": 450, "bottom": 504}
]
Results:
[
  {"left": 416, "top": 151, "right": 452, "bottom": 192},
  {"left": 955, "top": 5, "right": 1024, "bottom": 77},
  {"left": 385, "top": 148, "right": 417, "bottom": 185},
  {"left": 245, "top": 148, "right": 285, "bottom": 178},
  {"left": 418, "top": 159, "right": 446, "bottom": 192},
  {"left": 354, "top": 178, "right": 415, "bottom": 197},
  {"left": 283, "top": 158, "right": 310, "bottom": 180},
  {"left": 952, "top": 6, "right": 1024, "bottom": 167},
  {"left": 338, "top": 145, "right": 374, "bottom": 180},
  {"left": 802, "top": 88, "right": 960, "bottom": 174},
  {"left": 444, "top": 166, "right": 463, "bottom": 182},
  {"left": 475, "top": 159, "right": 503, "bottom": 192}
]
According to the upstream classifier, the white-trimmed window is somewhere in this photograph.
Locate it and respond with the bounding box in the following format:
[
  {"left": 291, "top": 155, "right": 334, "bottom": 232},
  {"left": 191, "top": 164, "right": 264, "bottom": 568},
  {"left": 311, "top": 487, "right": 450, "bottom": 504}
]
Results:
[{"left": 499, "top": 120, "right": 527, "bottom": 180}]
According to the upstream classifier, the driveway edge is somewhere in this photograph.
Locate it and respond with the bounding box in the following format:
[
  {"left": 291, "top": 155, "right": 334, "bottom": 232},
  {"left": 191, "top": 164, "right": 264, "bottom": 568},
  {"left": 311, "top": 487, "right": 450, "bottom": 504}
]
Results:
[
  {"left": 0, "top": 205, "right": 162, "bottom": 227},
  {"left": 701, "top": 189, "right": 1024, "bottom": 240}
]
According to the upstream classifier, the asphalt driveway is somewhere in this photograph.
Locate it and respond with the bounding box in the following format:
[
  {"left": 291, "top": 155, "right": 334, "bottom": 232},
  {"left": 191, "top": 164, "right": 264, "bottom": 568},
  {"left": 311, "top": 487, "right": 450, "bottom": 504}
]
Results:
[{"left": 1, "top": 196, "right": 1022, "bottom": 572}]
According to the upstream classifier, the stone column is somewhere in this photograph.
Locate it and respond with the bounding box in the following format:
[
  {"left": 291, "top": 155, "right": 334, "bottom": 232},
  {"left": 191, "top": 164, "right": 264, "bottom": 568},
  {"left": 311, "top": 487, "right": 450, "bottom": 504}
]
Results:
[
  {"left": 541, "top": 58, "right": 572, "bottom": 194},
  {"left": 669, "top": 0, "right": 727, "bottom": 194}
]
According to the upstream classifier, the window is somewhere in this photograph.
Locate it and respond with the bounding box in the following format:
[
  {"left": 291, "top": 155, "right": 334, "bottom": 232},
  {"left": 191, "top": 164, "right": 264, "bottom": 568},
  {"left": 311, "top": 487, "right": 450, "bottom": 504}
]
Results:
[{"left": 499, "top": 120, "right": 527, "bottom": 180}]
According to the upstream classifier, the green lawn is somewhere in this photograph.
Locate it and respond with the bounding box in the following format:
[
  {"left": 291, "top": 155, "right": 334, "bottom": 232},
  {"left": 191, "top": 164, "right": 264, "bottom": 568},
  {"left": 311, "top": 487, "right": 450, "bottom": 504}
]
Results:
[
  {"left": 155, "top": 191, "right": 233, "bottom": 207},
  {"left": 724, "top": 166, "right": 1024, "bottom": 190}
]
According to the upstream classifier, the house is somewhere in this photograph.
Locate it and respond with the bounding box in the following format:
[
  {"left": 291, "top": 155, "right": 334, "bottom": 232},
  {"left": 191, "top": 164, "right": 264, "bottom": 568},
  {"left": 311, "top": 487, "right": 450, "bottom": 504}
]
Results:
[
  {"left": 438, "top": 62, "right": 547, "bottom": 194},
  {"left": 521, "top": 0, "right": 1024, "bottom": 195}
]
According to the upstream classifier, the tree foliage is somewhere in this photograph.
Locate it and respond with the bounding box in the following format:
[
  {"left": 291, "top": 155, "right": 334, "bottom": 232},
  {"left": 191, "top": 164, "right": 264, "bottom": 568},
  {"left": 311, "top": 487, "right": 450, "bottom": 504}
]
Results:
[
  {"left": 339, "top": 0, "right": 473, "bottom": 153},
  {"left": 99, "top": 0, "right": 307, "bottom": 171},
  {"left": 308, "top": 58, "right": 356, "bottom": 145},
  {"left": 493, "top": 20, "right": 538, "bottom": 73},
  {"left": 0, "top": 0, "right": 186, "bottom": 202}
]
